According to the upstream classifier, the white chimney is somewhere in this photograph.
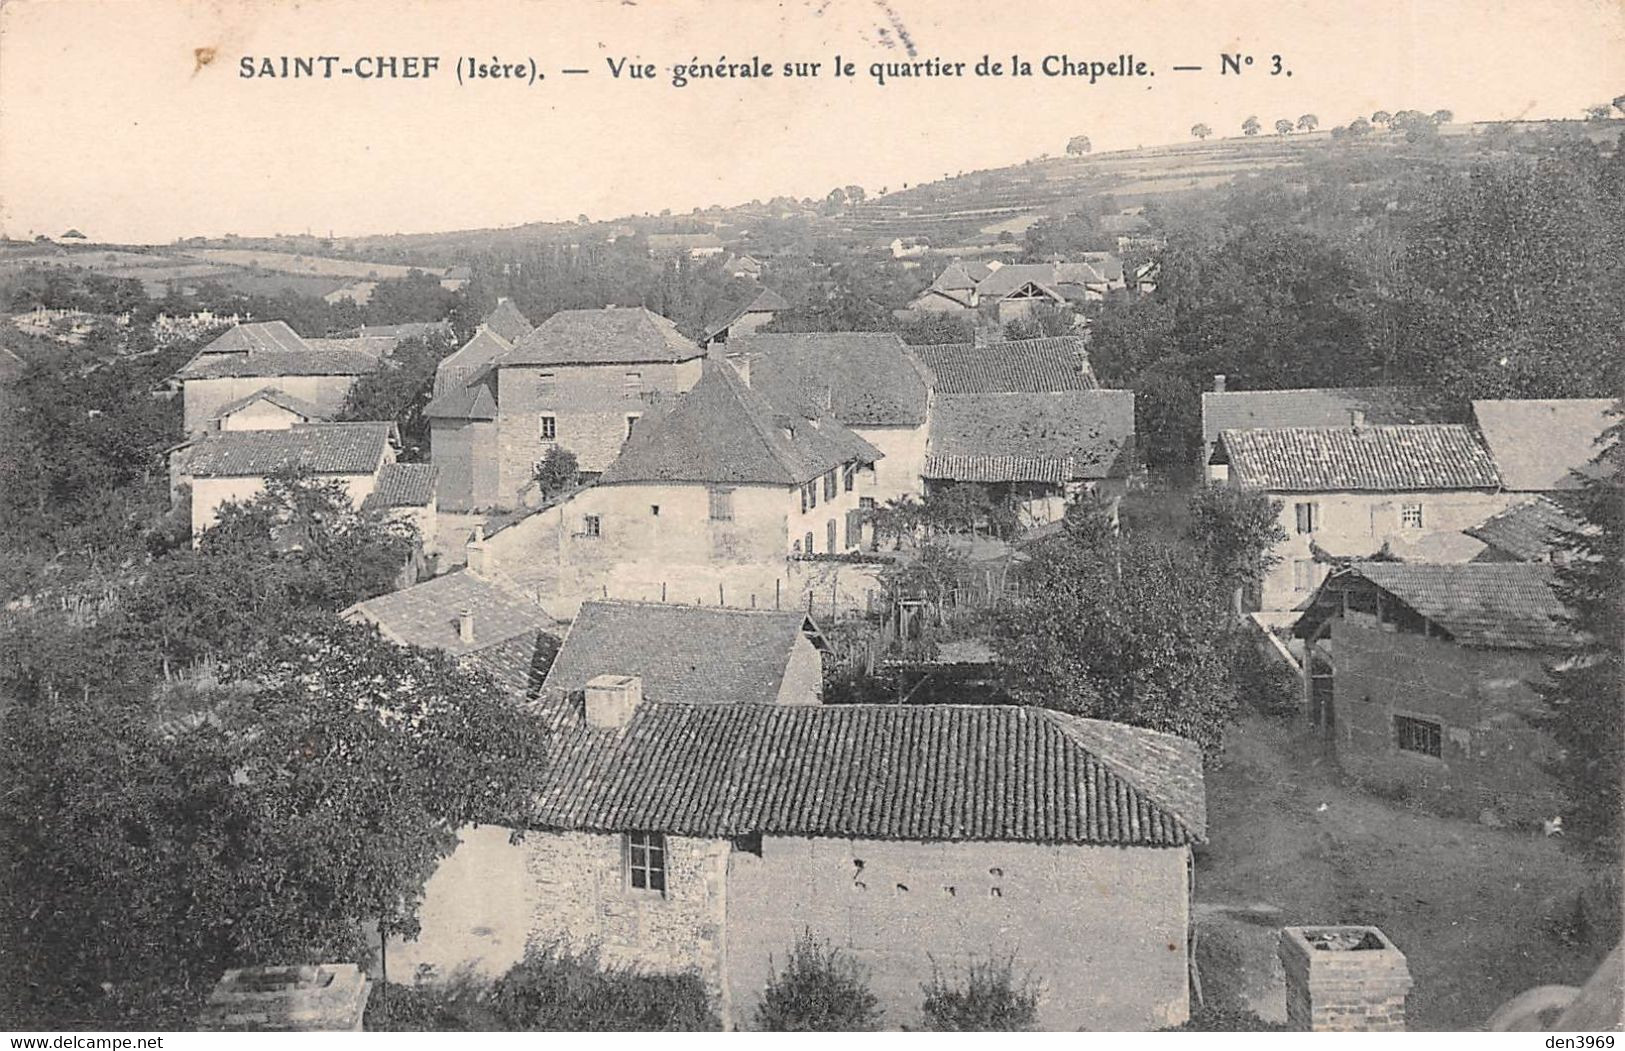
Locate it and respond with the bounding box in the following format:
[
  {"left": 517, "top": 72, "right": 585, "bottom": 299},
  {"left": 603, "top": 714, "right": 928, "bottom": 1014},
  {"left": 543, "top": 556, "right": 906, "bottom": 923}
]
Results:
[
  {"left": 466, "top": 540, "right": 490, "bottom": 577},
  {"left": 457, "top": 609, "right": 475, "bottom": 644},
  {"left": 1350, "top": 409, "right": 1366, "bottom": 428},
  {"left": 584, "top": 674, "right": 643, "bottom": 729},
  {"left": 1213, "top": 373, "right": 1227, "bottom": 393}
]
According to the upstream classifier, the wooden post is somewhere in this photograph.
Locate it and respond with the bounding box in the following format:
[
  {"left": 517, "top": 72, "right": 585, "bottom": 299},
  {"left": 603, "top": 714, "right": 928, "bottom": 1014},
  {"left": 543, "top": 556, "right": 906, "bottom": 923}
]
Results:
[{"left": 775, "top": 578, "right": 781, "bottom": 610}]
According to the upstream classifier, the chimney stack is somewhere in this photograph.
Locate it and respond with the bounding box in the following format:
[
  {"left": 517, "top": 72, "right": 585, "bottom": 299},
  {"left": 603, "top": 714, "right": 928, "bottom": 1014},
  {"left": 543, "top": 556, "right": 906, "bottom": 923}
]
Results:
[
  {"left": 1350, "top": 409, "right": 1366, "bottom": 428},
  {"left": 466, "top": 538, "right": 490, "bottom": 577},
  {"left": 1279, "top": 926, "right": 1412, "bottom": 1032},
  {"left": 1213, "top": 373, "right": 1227, "bottom": 393},
  {"left": 457, "top": 609, "right": 475, "bottom": 645},
  {"left": 584, "top": 674, "right": 643, "bottom": 729}
]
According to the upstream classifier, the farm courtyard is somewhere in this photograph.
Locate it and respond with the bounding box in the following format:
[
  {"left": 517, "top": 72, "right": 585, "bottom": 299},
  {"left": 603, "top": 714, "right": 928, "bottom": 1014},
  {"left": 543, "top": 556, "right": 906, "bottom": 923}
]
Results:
[{"left": 1194, "top": 711, "right": 1617, "bottom": 1030}]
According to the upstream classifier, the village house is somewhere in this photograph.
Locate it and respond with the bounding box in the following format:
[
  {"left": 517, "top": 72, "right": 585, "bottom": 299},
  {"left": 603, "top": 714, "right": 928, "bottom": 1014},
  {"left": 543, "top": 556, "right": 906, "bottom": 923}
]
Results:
[
  {"left": 646, "top": 232, "right": 726, "bottom": 259},
  {"left": 396, "top": 699, "right": 1206, "bottom": 1030},
  {"left": 541, "top": 599, "right": 827, "bottom": 706},
  {"left": 1199, "top": 380, "right": 1453, "bottom": 478},
  {"left": 1211, "top": 423, "right": 1509, "bottom": 610},
  {"left": 723, "top": 253, "right": 764, "bottom": 280},
  {"left": 910, "top": 335, "right": 1098, "bottom": 394},
  {"left": 425, "top": 299, "right": 534, "bottom": 510},
  {"left": 475, "top": 359, "right": 880, "bottom": 617},
  {"left": 207, "top": 387, "right": 330, "bottom": 432},
  {"left": 359, "top": 461, "right": 440, "bottom": 540},
  {"left": 907, "top": 256, "right": 1125, "bottom": 322},
  {"left": 174, "top": 421, "right": 399, "bottom": 535},
  {"left": 890, "top": 236, "right": 931, "bottom": 259},
  {"left": 1292, "top": 562, "right": 1577, "bottom": 824},
  {"left": 724, "top": 331, "right": 932, "bottom": 505},
  {"left": 172, "top": 321, "right": 382, "bottom": 435},
  {"left": 1470, "top": 398, "right": 1616, "bottom": 494},
  {"left": 341, "top": 562, "right": 558, "bottom": 699},
  {"left": 700, "top": 285, "right": 790, "bottom": 346},
  {"left": 1466, "top": 497, "right": 1582, "bottom": 564}
]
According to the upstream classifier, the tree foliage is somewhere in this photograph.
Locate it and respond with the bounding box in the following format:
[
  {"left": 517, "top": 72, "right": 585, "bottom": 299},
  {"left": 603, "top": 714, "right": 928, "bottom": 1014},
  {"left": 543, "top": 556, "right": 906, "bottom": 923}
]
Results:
[
  {"left": 532, "top": 445, "right": 581, "bottom": 497},
  {"left": 1066, "top": 135, "right": 1092, "bottom": 156},
  {"left": 337, "top": 331, "right": 460, "bottom": 459},
  {"left": 755, "top": 930, "right": 883, "bottom": 1031},
  {"left": 487, "top": 945, "right": 719, "bottom": 1030},
  {"left": 1185, "top": 486, "right": 1287, "bottom": 607}
]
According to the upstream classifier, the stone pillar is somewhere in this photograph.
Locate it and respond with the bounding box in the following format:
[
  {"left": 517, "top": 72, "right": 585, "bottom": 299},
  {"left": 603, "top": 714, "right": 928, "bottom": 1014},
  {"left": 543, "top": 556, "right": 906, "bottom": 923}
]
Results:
[
  {"left": 199, "top": 963, "right": 372, "bottom": 1031},
  {"left": 1279, "top": 926, "right": 1412, "bottom": 1032}
]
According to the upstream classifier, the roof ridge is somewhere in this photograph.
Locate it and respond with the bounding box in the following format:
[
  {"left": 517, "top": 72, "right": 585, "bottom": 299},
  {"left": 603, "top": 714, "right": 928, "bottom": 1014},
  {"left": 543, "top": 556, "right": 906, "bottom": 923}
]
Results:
[
  {"left": 712, "top": 360, "right": 806, "bottom": 482},
  {"left": 1042, "top": 711, "right": 1204, "bottom": 837}
]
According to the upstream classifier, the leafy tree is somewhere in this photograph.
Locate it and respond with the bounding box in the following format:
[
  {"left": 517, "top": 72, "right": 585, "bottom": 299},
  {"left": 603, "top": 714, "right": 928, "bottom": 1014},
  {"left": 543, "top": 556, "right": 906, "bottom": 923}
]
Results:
[
  {"left": 1430, "top": 109, "right": 1454, "bottom": 125},
  {"left": 1185, "top": 485, "right": 1287, "bottom": 612},
  {"left": 1190, "top": 123, "right": 1212, "bottom": 141},
  {"left": 1065, "top": 135, "right": 1092, "bottom": 156},
  {"left": 1003, "top": 303, "right": 1076, "bottom": 340},
  {"left": 0, "top": 619, "right": 548, "bottom": 1027},
  {"left": 489, "top": 945, "right": 719, "bottom": 1030},
  {"left": 1241, "top": 116, "right": 1261, "bottom": 136},
  {"left": 1584, "top": 104, "right": 1614, "bottom": 122},
  {"left": 994, "top": 505, "right": 1239, "bottom": 756},
  {"left": 756, "top": 930, "right": 882, "bottom": 1031},
  {"left": 336, "top": 331, "right": 459, "bottom": 459},
  {"left": 1534, "top": 410, "right": 1623, "bottom": 858},
  {"left": 894, "top": 312, "right": 975, "bottom": 346},
  {"left": 1274, "top": 119, "right": 1294, "bottom": 136},
  {"left": 1347, "top": 116, "right": 1373, "bottom": 137},
  {"left": 921, "top": 955, "right": 1041, "bottom": 1031},
  {"left": 1372, "top": 109, "right": 1392, "bottom": 126},
  {"left": 1296, "top": 113, "right": 1319, "bottom": 132},
  {"left": 532, "top": 445, "right": 580, "bottom": 497}
]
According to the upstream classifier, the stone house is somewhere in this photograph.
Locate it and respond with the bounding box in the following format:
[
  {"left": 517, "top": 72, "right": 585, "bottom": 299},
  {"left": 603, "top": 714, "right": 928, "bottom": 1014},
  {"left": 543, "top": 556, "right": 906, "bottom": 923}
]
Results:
[
  {"left": 425, "top": 300, "right": 534, "bottom": 510},
  {"left": 404, "top": 700, "right": 1206, "bottom": 1030},
  {"left": 475, "top": 359, "right": 881, "bottom": 617},
  {"left": 1292, "top": 562, "right": 1577, "bottom": 824},
  {"left": 1211, "top": 423, "right": 1511, "bottom": 611},
  {"left": 725, "top": 331, "right": 932, "bottom": 506},
  {"left": 700, "top": 285, "right": 789, "bottom": 345},
  {"left": 358, "top": 461, "right": 440, "bottom": 541},
  {"left": 907, "top": 257, "right": 1125, "bottom": 321},
  {"left": 175, "top": 421, "right": 398, "bottom": 535},
  {"left": 207, "top": 387, "right": 331, "bottom": 432},
  {"left": 173, "top": 321, "right": 382, "bottom": 435},
  {"left": 342, "top": 562, "right": 559, "bottom": 698},
  {"left": 1471, "top": 398, "right": 1617, "bottom": 494},
  {"left": 542, "top": 599, "right": 827, "bottom": 706}
]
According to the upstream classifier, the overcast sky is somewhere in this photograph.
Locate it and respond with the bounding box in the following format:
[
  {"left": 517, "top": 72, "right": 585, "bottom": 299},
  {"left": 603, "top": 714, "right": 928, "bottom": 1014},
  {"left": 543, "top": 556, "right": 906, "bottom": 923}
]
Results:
[{"left": 2, "top": 0, "right": 1621, "bottom": 243}]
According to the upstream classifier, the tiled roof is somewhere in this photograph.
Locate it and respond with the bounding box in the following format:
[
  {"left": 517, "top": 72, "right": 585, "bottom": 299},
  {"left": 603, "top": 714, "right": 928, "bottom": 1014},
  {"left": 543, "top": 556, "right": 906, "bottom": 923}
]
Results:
[
  {"left": 912, "top": 337, "right": 1099, "bottom": 393},
  {"left": 208, "top": 386, "right": 330, "bottom": 424},
  {"left": 532, "top": 704, "right": 1206, "bottom": 846},
  {"left": 500, "top": 307, "right": 701, "bottom": 366},
  {"left": 1298, "top": 562, "right": 1576, "bottom": 650},
  {"left": 343, "top": 568, "right": 556, "bottom": 657},
  {"left": 1472, "top": 398, "right": 1616, "bottom": 491},
  {"left": 1217, "top": 425, "right": 1501, "bottom": 491},
  {"left": 702, "top": 286, "right": 790, "bottom": 338},
  {"left": 1466, "top": 497, "right": 1582, "bottom": 562},
  {"left": 928, "top": 390, "right": 1136, "bottom": 480},
  {"left": 358, "top": 321, "right": 454, "bottom": 340},
  {"left": 923, "top": 454, "right": 1075, "bottom": 484},
  {"left": 933, "top": 262, "right": 980, "bottom": 291},
  {"left": 482, "top": 299, "right": 533, "bottom": 345},
  {"left": 970, "top": 257, "right": 1124, "bottom": 299},
  {"left": 194, "top": 321, "right": 309, "bottom": 355},
  {"left": 307, "top": 336, "right": 395, "bottom": 359},
  {"left": 599, "top": 360, "right": 880, "bottom": 486},
  {"left": 177, "top": 345, "right": 381, "bottom": 379},
  {"left": 182, "top": 422, "right": 395, "bottom": 478},
  {"left": 433, "top": 328, "right": 513, "bottom": 396},
  {"left": 1200, "top": 386, "right": 1452, "bottom": 449},
  {"left": 423, "top": 383, "right": 497, "bottom": 420},
  {"left": 361, "top": 462, "right": 439, "bottom": 509},
  {"left": 728, "top": 332, "right": 931, "bottom": 427},
  {"left": 542, "top": 600, "right": 821, "bottom": 705}
]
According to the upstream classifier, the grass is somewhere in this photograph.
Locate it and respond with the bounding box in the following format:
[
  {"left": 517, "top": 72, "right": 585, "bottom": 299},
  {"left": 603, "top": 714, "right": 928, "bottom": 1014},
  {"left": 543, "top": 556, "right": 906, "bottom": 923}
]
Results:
[{"left": 1195, "top": 712, "right": 1614, "bottom": 1030}]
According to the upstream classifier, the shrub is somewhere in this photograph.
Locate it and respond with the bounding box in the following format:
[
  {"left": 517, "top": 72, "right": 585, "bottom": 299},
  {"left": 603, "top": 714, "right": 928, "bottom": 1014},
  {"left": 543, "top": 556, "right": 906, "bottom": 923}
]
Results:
[
  {"left": 533, "top": 446, "right": 579, "bottom": 496},
  {"left": 920, "top": 955, "right": 1040, "bottom": 1031},
  {"left": 756, "top": 930, "right": 882, "bottom": 1031},
  {"left": 490, "top": 944, "right": 718, "bottom": 1031},
  {"left": 1228, "top": 633, "right": 1301, "bottom": 718}
]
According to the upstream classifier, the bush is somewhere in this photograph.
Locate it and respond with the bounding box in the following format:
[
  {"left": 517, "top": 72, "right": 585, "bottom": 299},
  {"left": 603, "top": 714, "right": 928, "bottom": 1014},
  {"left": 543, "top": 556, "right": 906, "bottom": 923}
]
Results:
[
  {"left": 1228, "top": 633, "right": 1301, "bottom": 718},
  {"left": 920, "top": 955, "right": 1040, "bottom": 1031},
  {"left": 756, "top": 930, "right": 882, "bottom": 1031},
  {"left": 490, "top": 944, "right": 719, "bottom": 1031},
  {"left": 533, "top": 446, "right": 580, "bottom": 496}
]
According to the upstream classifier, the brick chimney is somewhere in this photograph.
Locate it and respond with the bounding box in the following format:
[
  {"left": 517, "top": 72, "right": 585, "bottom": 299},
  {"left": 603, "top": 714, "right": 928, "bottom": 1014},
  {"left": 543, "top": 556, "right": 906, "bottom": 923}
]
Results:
[
  {"left": 457, "top": 608, "right": 475, "bottom": 645},
  {"left": 199, "top": 964, "right": 371, "bottom": 1031},
  {"left": 1213, "top": 373, "right": 1227, "bottom": 393},
  {"left": 1279, "top": 926, "right": 1412, "bottom": 1032},
  {"left": 584, "top": 674, "right": 643, "bottom": 729}
]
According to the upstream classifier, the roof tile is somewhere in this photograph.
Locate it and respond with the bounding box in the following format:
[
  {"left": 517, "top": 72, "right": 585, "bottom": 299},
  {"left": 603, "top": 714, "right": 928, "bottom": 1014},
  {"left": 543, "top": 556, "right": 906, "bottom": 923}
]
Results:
[
  {"left": 1218, "top": 425, "right": 1500, "bottom": 491},
  {"left": 182, "top": 422, "right": 395, "bottom": 477}
]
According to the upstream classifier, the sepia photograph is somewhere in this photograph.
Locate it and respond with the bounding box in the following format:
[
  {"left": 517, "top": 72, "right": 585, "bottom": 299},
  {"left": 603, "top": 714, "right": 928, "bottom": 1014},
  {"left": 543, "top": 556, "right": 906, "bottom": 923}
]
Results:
[{"left": 0, "top": 0, "right": 1621, "bottom": 1037}]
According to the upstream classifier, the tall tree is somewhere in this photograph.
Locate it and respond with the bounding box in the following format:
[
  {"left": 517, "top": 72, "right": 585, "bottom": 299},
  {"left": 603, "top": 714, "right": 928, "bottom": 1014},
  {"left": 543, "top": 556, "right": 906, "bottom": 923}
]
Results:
[
  {"left": 1242, "top": 115, "right": 1261, "bottom": 137},
  {"left": 1065, "top": 135, "right": 1092, "bottom": 156},
  {"left": 1190, "top": 123, "right": 1212, "bottom": 141}
]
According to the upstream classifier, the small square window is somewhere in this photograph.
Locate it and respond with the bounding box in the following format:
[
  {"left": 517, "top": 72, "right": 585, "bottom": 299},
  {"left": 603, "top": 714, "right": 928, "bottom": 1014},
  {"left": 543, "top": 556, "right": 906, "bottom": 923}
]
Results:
[
  {"left": 540, "top": 415, "right": 557, "bottom": 441},
  {"left": 1294, "top": 501, "right": 1319, "bottom": 534},
  {"left": 626, "top": 831, "right": 666, "bottom": 893},
  {"left": 859, "top": 496, "right": 876, "bottom": 510},
  {"left": 650, "top": 505, "right": 660, "bottom": 517},
  {"left": 1401, "top": 503, "right": 1424, "bottom": 529},
  {"left": 1395, "top": 715, "right": 1442, "bottom": 757},
  {"left": 582, "top": 514, "right": 601, "bottom": 537},
  {"left": 624, "top": 371, "right": 642, "bottom": 391},
  {"left": 708, "top": 487, "right": 734, "bottom": 522}
]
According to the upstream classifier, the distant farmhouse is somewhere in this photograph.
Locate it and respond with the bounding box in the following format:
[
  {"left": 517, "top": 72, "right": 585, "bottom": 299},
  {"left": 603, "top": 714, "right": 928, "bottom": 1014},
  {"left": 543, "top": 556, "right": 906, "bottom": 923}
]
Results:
[{"left": 909, "top": 255, "right": 1126, "bottom": 324}]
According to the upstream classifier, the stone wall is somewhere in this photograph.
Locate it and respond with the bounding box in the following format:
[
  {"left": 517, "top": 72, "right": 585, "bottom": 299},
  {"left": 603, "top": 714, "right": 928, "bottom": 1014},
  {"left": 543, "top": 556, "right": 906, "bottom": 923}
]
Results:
[
  {"left": 183, "top": 374, "right": 359, "bottom": 435},
  {"left": 1329, "top": 615, "right": 1561, "bottom": 824},
  {"left": 429, "top": 418, "right": 501, "bottom": 511},
  {"left": 1279, "top": 926, "right": 1412, "bottom": 1032},
  {"left": 854, "top": 424, "right": 927, "bottom": 504}
]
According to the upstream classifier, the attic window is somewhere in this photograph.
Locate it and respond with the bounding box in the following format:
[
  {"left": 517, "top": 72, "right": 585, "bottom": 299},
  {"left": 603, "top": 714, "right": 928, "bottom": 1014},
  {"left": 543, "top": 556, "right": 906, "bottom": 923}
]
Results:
[{"left": 731, "top": 832, "right": 763, "bottom": 857}]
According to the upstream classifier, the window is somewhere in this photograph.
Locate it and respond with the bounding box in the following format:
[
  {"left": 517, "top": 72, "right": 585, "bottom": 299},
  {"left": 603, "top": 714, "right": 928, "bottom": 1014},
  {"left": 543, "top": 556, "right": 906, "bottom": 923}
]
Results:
[
  {"left": 1401, "top": 502, "right": 1424, "bottom": 529},
  {"left": 805, "top": 480, "right": 818, "bottom": 510},
  {"left": 827, "top": 519, "right": 838, "bottom": 553},
  {"left": 843, "top": 464, "right": 856, "bottom": 492},
  {"left": 824, "top": 470, "right": 837, "bottom": 500},
  {"left": 537, "top": 372, "right": 557, "bottom": 396},
  {"left": 859, "top": 496, "right": 876, "bottom": 510},
  {"left": 1294, "top": 501, "right": 1320, "bottom": 535},
  {"left": 625, "top": 831, "right": 666, "bottom": 893},
  {"left": 582, "top": 514, "right": 601, "bottom": 537},
  {"left": 799, "top": 485, "right": 808, "bottom": 514},
  {"left": 624, "top": 371, "right": 642, "bottom": 393},
  {"left": 625, "top": 413, "right": 641, "bottom": 439},
  {"left": 1395, "top": 715, "right": 1442, "bottom": 758},
  {"left": 539, "top": 415, "right": 557, "bottom": 441},
  {"left": 1292, "top": 559, "right": 1318, "bottom": 592},
  {"left": 792, "top": 538, "right": 802, "bottom": 555},
  {"left": 708, "top": 486, "right": 734, "bottom": 522},
  {"left": 650, "top": 505, "right": 660, "bottom": 517},
  {"left": 804, "top": 531, "right": 814, "bottom": 554}
]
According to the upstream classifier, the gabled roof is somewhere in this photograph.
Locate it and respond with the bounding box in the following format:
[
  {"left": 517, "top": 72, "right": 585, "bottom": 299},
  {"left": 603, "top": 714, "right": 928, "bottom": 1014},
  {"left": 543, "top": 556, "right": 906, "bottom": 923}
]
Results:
[
  {"left": 1216, "top": 425, "right": 1501, "bottom": 492},
  {"left": 922, "top": 454, "right": 1076, "bottom": 485},
  {"left": 542, "top": 600, "right": 823, "bottom": 705},
  {"left": 481, "top": 299, "right": 533, "bottom": 345},
  {"left": 1200, "top": 386, "right": 1452, "bottom": 449},
  {"left": 361, "top": 462, "right": 439, "bottom": 510},
  {"left": 1293, "top": 562, "right": 1575, "bottom": 650},
  {"left": 928, "top": 390, "right": 1136, "bottom": 480},
  {"left": 500, "top": 307, "right": 701, "bottom": 366},
  {"left": 1466, "top": 497, "right": 1582, "bottom": 562},
  {"left": 599, "top": 360, "right": 879, "bottom": 487},
  {"left": 181, "top": 422, "right": 396, "bottom": 478},
  {"left": 177, "top": 343, "right": 380, "bottom": 380},
  {"left": 344, "top": 568, "right": 555, "bottom": 657},
  {"left": 913, "top": 337, "right": 1098, "bottom": 393},
  {"left": 432, "top": 328, "right": 512, "bottom": 396},
  {"left": 1472, "top": 398, "right": 1616, "bottom": 491},
  {"left": 727, "top": 332, "right": 931, "bottom": 427},
  {"left": 702, "top": 285, "right": 790, "bottom": 339},
  {"left": 423, "top": 383, "right": 498, "bottom": 421},
  {"left": 932, "top": 261, "right": 980, "bottom": 292},
  {"left": 208, "top": 386, "right": 330, "bottom": 424},
  {"left": 532, "top": 704, "right": 1206, "bottom": 846},
  {"left": 195, "top": 321, "right": 309, "bottom": 356},
  {"left": 973, "top": 257, "right": 1124, "bottom": 299}
]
